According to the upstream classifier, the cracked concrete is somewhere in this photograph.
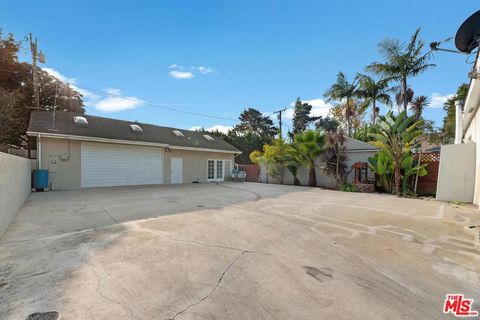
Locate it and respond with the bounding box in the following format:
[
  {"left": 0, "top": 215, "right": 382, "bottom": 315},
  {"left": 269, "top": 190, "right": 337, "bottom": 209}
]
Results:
[{"left": 1, "top": 182, "right": 480, "bottom": 319}]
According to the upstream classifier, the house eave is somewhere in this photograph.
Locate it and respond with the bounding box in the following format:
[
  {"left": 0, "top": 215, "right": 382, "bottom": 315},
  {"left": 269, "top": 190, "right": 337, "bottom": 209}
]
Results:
[{"left": 27, "top": 131, "right": 241, "bottom": 154}]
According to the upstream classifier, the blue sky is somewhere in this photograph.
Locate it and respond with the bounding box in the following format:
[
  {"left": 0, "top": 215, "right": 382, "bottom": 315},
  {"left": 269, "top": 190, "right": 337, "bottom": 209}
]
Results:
[{"left": 1, "top": 1, "right": 478, "bottom": 132}]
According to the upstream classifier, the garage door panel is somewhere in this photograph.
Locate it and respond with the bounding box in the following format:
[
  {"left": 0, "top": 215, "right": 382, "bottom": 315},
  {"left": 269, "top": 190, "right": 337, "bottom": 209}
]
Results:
[{"left": 81, "top": 142, "right": 164, "bottom": 187}]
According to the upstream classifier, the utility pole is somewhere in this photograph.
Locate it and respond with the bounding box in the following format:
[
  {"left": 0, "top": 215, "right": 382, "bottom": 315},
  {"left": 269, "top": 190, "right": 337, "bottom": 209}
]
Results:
[
  {"left": 273, "top": 108, "right": 287, "bottom": 139},
  {"left": 29, "top": 33, "right": 45, "bottom": 110}
]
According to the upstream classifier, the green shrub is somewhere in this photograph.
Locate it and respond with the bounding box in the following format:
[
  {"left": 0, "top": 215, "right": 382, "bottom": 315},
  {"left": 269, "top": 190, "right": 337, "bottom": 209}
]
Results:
[{"left": 339, "top": 183, "right": 358, "bottom": 192}]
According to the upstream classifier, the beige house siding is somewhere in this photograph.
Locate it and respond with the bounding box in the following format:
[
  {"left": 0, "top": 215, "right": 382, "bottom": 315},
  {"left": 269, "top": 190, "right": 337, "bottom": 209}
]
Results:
[
  {"left": 40, "top": 138, "right": 82, "bottom": 190},
  {"left": 39, "top": 137, "right": 235, "bottom": 190},
  {"left": 164, "top": 149, "right": 234, "bottom": 184}
]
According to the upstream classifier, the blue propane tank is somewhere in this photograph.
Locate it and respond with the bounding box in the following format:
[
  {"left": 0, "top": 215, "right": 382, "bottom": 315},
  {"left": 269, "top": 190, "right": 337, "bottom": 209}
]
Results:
[{"left": 33, "top": 169, "right": 49, "bottom": 189}]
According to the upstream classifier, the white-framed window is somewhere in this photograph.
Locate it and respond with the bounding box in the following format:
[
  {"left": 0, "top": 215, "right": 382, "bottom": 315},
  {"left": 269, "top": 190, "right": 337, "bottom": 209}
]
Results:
[{"left": 207, "top": 159, "right": 232, "bottom": 181}]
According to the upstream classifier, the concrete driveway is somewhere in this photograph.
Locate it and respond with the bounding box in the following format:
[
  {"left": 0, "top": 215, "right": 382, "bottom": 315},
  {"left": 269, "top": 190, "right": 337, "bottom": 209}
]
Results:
[{"left": 1, "top": 182, "right": 479, "bottom": 319}]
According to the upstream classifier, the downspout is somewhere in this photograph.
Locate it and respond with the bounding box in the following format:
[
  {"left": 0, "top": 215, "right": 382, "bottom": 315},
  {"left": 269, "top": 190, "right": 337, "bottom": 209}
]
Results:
[{"left": 455, "top": 100, "right": 464, "bottom": 144}]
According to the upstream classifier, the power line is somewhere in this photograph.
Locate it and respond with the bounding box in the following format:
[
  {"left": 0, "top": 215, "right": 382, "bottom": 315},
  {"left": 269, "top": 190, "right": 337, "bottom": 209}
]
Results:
[{"left": 82, "top": 86, "right": 238, "bottom": 122}]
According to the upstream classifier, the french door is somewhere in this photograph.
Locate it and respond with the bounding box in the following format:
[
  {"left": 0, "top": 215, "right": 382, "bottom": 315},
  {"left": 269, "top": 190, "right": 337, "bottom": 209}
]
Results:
[{"left": 207, "top": 159, "right": 231, "bottom": 182}]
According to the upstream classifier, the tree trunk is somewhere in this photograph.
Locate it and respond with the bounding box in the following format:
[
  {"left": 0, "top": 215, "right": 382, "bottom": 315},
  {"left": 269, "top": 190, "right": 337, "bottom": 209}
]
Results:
[
  {"left": 293, "top": 176, "right": 300, "bottom": 185},
  {"left": 372, "top": 99, "right": 377, "bottom": 125},
  {"left": 394, "top": 165, "right": 401, "bottom": 197},
  {"left": 308, "top": 161, "right": 317, "bottom": 187},
  {"left": 402, "top": 78, "right": 408, "bottom": 116}
]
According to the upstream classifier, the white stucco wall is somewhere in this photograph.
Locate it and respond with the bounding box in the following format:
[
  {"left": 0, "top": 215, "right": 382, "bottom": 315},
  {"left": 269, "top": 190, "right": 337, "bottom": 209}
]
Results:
[
  {"left": 436, "top": 143, "right": 476, "bottom": 203},
  {"left": 0, "top": 152, "right": 31, "bottom": 238}
]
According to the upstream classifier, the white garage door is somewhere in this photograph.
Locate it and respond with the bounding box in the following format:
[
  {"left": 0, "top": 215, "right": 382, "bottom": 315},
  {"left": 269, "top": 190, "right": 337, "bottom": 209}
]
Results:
[{"left": 81, "top": 142, "right": 164, "bottom": 188}]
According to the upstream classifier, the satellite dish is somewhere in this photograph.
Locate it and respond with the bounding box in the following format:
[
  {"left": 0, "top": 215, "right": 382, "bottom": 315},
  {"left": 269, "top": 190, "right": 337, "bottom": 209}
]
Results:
[{"left": 455, "top": 10, "right": 480, "bottom": 53}]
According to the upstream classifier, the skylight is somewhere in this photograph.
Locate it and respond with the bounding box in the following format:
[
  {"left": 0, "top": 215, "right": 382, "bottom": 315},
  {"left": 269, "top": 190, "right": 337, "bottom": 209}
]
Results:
[
  {"left": 130, "top": 124, "right": 143, "bottom": 132},
  {"left": 172, "top": 130, "right": 185, "bottom": 137},
  {"left": 203, "top": 134, "right": 214, "bottom": 141},
  {"left": 73, "top": 116, "right": 88, "bottom": 125}
]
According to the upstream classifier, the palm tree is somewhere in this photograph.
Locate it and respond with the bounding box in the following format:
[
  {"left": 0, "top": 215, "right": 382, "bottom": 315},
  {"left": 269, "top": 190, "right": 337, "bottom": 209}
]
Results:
[
  {"left": 293, "top": 130, "right": 326, "bottom": 187},
  {"left": 369, "top": 111, "right": 423, "bottom": 196},
  {"left": 395, "top": 87, "right": 414, "bottom": 114},
  {"left": 284, "top": 144, "right": 302, "bottom": 185},
  {"left": 410, "top": 95, "right": 429, "bottom": 120},
  {"left": 357, "top": 74, "right": 392, "bottom": 125},
  {"left": 366, "top": 28, "right": 435, "bottom": 114},
  {"left": 324, "top": 72, "right": 360, "bottom": 136}
]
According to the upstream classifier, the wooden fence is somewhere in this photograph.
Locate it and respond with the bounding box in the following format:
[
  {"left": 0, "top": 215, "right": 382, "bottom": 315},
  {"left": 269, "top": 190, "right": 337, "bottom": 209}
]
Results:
[
  {"left": 238, "top": 164, "right": 260, "bottom": 182},
  {"left": 414, "top": 152, "right": 439, "bottom": 195},
  {"left": 7, "top": 149, "right": 36, "bottom": 159}
]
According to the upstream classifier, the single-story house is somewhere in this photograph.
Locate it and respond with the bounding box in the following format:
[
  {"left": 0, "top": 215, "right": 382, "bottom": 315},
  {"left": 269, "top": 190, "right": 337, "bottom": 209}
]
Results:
[
  {"left": 259, "top": 137, "right": 379, "bottom": 188},
  {"left": 27, "top": 111, "right": 240, "bottom": 190}
]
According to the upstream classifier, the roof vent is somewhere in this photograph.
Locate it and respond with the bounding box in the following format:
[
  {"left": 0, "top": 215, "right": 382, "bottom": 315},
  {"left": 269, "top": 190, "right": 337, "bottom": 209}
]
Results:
[
  {"left": 73, "top": 116, "right": 88, "bottom": 125},
  {"left": 203, "top": 134, "right": 214, "bottom": 141},
  {"left": 130, "top": 124, "right": 143, "bottom": 132},
  {"left": 172, "top": 130, "right": 185, "bottom": 137}
]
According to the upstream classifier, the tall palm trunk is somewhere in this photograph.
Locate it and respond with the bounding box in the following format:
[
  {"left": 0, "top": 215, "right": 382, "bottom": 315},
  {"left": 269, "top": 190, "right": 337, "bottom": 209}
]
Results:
[
  {"left": 308, "top": 160, "right": 317, "bottom": 187},
  {"left": 402, "top": 77, "right": 408, "bottom": 115},
  {"left": 372, "top": 98, "right": 377, "bottom": 125}
]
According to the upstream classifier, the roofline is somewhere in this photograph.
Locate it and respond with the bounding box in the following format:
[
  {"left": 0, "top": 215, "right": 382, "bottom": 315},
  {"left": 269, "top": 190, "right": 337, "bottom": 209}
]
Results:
[{"left": 27, "top": 131, "right": 241, "bottom": 154}]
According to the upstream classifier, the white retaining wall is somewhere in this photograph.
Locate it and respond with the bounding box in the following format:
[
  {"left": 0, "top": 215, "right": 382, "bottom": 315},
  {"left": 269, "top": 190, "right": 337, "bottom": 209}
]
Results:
[{"left": 0, "top": 152, "right": 31, "bottom": 238}]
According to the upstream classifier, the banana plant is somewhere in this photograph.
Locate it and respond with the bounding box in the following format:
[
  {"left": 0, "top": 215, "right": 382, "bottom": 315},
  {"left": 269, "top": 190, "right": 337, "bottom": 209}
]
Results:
[
  {"left": 368, "top": 149, "right": 394, "bottom": 193},
  {"left": 401, "top": 152, "right": 428, "bottom": 196},
  {"left": 368, "top": 110, "right": 424, "bottom": 196}
]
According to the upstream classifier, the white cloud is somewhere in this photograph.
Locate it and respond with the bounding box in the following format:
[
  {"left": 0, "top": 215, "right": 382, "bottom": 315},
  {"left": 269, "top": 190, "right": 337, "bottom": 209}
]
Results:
[
  {"left": 168, "top": 64, "right": 215, "bottom": 79},
  {"left": 43, "top": 67, "right": 99, "bottom": 100},
  {"left": 94, "top": 96, "right": 144, "bottom": 113},
  {"left": 429, "top": 93, "right": 454, "bottom": 109},
  {"left": 169, "top": 70, "right": 194, "bottom": 79},
  {"left": 42, "top": 67, "right": 146, "bottom": 113},
  {"left": 43, "top": 67, "right": 77, "bottom": 84},
  {"left": 198, "top": 66, "right": 213, "bottom": 74},
  {"left": 189, "top": 125, "right": 232, "bottom": 134},
  {"left": 286, "top": 98, "right": 334, "bottom": 119},
  {"left": 104, "top": 88, "right": 122, "bottom": 96}
]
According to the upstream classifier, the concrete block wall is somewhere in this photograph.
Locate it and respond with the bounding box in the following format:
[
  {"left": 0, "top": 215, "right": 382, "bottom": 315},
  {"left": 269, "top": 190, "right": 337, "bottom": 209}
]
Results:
[{"left": 0, "top": 152, "right": 31, "bottom": 238}]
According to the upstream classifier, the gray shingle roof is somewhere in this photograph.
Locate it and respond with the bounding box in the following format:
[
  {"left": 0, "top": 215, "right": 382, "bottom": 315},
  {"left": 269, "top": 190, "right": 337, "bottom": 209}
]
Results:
[{"left": 28, "top": 111, "right": 240, "bottom": 153}]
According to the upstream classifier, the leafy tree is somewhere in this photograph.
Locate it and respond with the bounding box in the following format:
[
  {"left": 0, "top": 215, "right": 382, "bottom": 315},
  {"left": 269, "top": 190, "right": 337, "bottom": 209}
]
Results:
[
  {"left": 442, "top": 84, "right": 468, "bottom": 143},
  {"left": 315, "top": 116, "right": 339, "bottom": 132},
  {"left": 290, "top": 98, "right": 319, "bottom": 137},
  {"left": 323, "top": 129, "right": 348, "bottom": 189},
  {"left": 231, "top": 108, "right": 277, "bottom": 139},
  {"left": 357, "top": 74, "right": 391, "bottom": 125},
  {"left": 0, "top": 30, "right": 84, "bottom": 148},
  {"left": 368, "top": 110, "right": 423, "bottom": 196},
  {"left": 250, "top": 139, "right": 289, "bottom": 183},
  {"left": 410, "top": 95, "right": 429, "bottom": 121},
  {"left": 366, "top": 28, "right": 435, "bottom": 114},
  {"left": 329, "top": 98, "right": 366, "bottom": 136},
  {"left": 324, "top": 72, "right": 360, "bottom": 136},
  {"left": 293, "top": 130, "right": 326, "bottom": 187}
]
